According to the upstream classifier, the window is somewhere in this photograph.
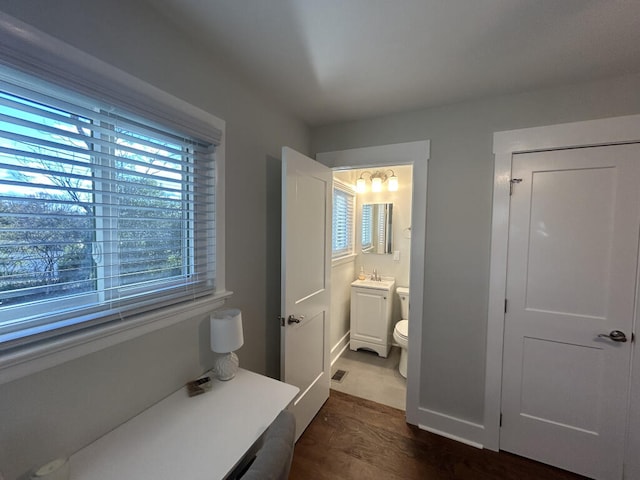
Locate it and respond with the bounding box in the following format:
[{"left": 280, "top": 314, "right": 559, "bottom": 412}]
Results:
[
  {"left": 332, "top": 182, "right": 355, "bottom": 259},
  {"left": 0, "top": 65, "right": 218, "bottom": 350}
]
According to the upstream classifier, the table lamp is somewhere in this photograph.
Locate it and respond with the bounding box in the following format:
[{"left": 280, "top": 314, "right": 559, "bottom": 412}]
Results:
[{"left": 210, "top": 308, "right": 244, "bottom": 380}]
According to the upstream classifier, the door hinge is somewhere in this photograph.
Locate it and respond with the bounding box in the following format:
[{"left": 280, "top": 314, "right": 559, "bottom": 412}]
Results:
[
  {"left": 500, "top": 412, "right": 503, "bottom": 427},
  {"left": 504, "top": 299, "right": 508, "bottom": 314},
  {"left": 509, "top": 178, "right": 523, "bottom": 195}
]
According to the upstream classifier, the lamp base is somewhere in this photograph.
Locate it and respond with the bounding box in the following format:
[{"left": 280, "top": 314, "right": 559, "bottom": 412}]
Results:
[{"left": 214, "top": 352, "right": 239, "bottom": 381}]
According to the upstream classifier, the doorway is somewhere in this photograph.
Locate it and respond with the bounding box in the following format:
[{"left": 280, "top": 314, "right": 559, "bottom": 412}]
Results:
[
  {"left": 330, "top": 164, "right": 412, "bottom": 410},
  {"left": 485, "top": 115, "right": 640, "bottom": 480},
  {"left": 316, "top": 140, "right": 429, "bottom": 417}
]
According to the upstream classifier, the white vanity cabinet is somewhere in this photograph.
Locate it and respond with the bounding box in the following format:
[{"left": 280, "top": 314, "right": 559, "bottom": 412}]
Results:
[{"left": 350, "top": 278, "right": 395, "bottom": 357}]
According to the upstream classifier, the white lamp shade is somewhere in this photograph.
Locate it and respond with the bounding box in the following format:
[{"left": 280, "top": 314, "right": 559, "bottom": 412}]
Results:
[
  {"left": 371, "top": 176, "right": 382, "bottom": 192},
  {"left": 210, "top": 309, "right": 244, "bottom": 353},
  {"left": 356, "top": 177, "right": 366, "bottom": 193}
]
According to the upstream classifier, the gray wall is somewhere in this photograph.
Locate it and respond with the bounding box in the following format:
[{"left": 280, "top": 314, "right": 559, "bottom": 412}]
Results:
[
  {"left": 3, "top": 1, "right": 640, "bottom": 476},
  {"left": 311, "top": 73, "right": 640, "bottom": 424},
  {"left": 0, "top": 1, "right": 308, "bottom": 478}
]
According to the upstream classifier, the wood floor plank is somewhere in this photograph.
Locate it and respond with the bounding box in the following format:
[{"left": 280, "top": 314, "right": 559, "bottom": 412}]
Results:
[{"left": 290, "top": 390, "right": 589, "bottom": 480}]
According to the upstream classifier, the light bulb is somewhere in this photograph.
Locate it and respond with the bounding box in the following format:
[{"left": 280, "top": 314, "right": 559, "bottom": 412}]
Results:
[
  {"left": 388, "top": 175, "right": 398, "bottom": 191},
  {"left": 371, "top": 177, "right": 382, "bottom": 192},
  {"left": 356, "top": 178, "right": 366, "bottom": 193}
]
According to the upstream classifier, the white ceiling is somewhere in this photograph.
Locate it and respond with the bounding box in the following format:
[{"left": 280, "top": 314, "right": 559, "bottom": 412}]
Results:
[{"left": 149, "top": 0, "right": 640, "bottom": 126}]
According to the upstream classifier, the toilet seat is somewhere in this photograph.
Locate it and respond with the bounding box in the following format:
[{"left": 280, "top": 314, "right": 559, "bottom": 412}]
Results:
[
  {"left": 393, "top": 320, "right": 409, "bottom": 378},
  {"left": 393, "top": 320, "right": 409, "bottom": 350},
  {"left": 395, "top": 319, "right": 408, "bottom": 339}
]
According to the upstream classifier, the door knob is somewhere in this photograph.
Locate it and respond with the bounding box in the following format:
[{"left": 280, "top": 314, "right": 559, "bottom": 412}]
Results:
[
  {"left": 288, "top": 314, "right": 304, "bottom": 325},
  {"left": 598, "top": 330, "right": 627, "bottom": 342}
]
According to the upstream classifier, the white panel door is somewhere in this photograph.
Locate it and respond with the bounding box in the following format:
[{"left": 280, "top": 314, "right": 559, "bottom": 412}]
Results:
[
  {"left": 281, "top": 146, "right": 331, "bottom": 440},
  {"left": 501, "top": 144, "right": 640, "bottom": 480}
]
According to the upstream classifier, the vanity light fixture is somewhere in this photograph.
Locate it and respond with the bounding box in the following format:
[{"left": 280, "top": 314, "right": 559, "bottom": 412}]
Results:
[{"left": 356, "top": 170, "right": 398, "bottom": 193}]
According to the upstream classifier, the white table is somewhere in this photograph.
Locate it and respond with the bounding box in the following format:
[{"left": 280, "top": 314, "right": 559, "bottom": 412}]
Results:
[{"left": 69, "top": 369, "right": 299, "bottom": 480}]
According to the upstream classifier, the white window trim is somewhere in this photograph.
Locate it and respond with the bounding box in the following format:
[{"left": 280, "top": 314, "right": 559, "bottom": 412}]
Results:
[
  {"left": 0, "top": 292, "right": 232, "bottom": 385},
  {"left": 332, "top": 180, "right": 356, "bottom": 260},
  {"left": 0, "top": 13, "right": 229, "bottom": 385},
  {"left": 332, "top": 253, "right": 357, "bottom": 267}
]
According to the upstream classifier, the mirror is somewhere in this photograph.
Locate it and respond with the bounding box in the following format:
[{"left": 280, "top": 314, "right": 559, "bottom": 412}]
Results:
[{"left": 361, "top": 203, "right": 393, "bottom": 254}]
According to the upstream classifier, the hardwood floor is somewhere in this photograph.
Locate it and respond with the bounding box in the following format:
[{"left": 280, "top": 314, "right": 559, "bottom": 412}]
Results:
[{"left": 289, "top": 390, "right": 589, "bottom": 480}]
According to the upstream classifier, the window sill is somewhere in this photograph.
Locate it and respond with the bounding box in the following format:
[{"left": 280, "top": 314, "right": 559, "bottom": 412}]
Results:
[
  {"left": 0, "top": 290, "right": 233, "bottom": 386},
  {"left": 332, "top": 253, "right": 357, "bottom": 267}
]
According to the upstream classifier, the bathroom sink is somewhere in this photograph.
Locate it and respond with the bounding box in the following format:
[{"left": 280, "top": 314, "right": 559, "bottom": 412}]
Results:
[{"left": 351, "top": 277, "right": 396, "bottom": 291}]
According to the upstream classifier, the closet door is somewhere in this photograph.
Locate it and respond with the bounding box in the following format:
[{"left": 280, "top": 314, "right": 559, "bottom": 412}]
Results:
[{"left": 501, "top": 144, "right": 640, "bottom": 480}]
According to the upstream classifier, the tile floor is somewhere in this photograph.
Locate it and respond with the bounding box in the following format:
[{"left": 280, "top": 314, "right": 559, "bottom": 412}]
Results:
[{"left": 330, "top": 346, "right": 407, "bottom": 410}]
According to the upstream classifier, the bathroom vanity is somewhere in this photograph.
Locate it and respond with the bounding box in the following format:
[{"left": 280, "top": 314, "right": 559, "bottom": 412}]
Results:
[{"left": 350, "top": 277, "right": 395, "bottom": 357}]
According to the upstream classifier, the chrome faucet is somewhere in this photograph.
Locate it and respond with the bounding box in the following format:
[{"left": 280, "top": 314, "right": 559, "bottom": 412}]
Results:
[{"left": 372, "top": 269, "right": 380, "bottom": 281}]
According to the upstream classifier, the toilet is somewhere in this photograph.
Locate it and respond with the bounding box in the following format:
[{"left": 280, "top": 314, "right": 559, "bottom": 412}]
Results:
[{"left": 393, "top": 287, "right": 410, "bottom": 378}]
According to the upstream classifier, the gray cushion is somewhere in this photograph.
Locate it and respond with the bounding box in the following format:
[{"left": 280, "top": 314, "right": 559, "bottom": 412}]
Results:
[{"left": 240, "top": 410, "right": 296, "bottom": 480}]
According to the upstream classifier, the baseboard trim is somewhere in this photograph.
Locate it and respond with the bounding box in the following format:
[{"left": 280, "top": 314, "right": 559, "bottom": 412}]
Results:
[
  {"left": 416, "top": 406, "right": 485, "bottom": 449},
  {"left": 330, "top": 332, "right": 350, "bottom": 367}
]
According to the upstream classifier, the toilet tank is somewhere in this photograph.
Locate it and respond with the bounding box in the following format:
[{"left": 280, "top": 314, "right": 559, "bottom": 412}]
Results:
[{"left": 397, "top": 287, "right": 410, "bottom": 320}]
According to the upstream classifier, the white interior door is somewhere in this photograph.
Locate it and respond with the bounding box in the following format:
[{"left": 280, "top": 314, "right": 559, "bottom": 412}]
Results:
[
  {"left": 281, "top": 146, "right": 331, "bottom": 440},
  {"left": 501, "top": 144, "right": 640, "bottom": 480}
]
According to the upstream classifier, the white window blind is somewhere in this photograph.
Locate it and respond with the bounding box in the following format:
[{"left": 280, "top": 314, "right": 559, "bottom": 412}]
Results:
[
  {"left": 376, "top": 203, "right": 388, "bottom": 254},
  {"left": 361, "top": 203, "right": 373, "bottom": 252},
  {"left": 0, "top": 65, "right": 218, "bottom": 350},
  {"left": 332, "top": 182, "right": 355, "bottom": 258}
]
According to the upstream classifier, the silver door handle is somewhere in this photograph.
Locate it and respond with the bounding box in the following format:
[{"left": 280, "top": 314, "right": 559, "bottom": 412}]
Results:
[
  {"left": 598, "top": 330, "right": 627, "bottom": 342},
  {"left": 288, "top": 315, "right": 304, "bottom": 325}
]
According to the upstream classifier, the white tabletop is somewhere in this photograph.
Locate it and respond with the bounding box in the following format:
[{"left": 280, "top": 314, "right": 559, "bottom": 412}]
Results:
[{"left": 69, "top": 369, "right": 299, "bottom": 480}]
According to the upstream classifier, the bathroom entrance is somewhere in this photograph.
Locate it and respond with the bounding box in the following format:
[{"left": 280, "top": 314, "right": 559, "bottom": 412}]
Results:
[
  {"left": 330, "top": 164, "right": 412, "bottom": 410},
  {"left": 317, "top": 141, "right": 425, "bottom": 412}
]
